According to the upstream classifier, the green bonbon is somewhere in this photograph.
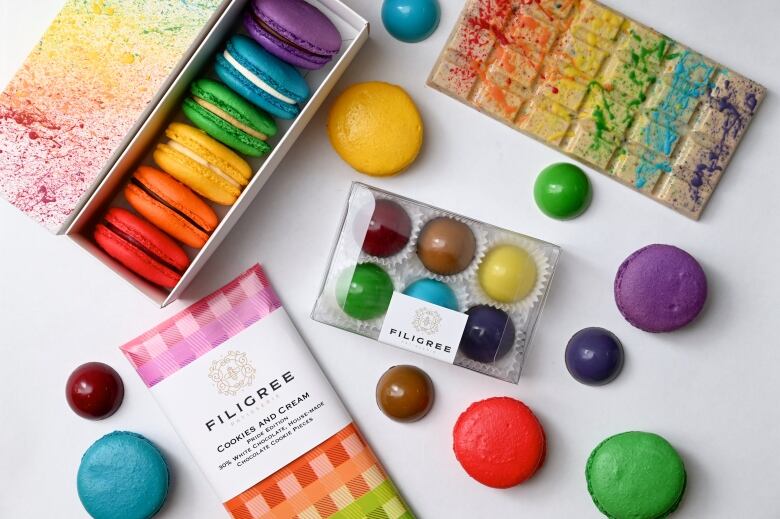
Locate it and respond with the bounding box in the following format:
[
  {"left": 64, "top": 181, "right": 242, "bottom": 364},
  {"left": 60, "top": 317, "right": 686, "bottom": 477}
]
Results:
[
  {"left": 336, "top": 263, "right": 394, "bottom": 320},
  {"left": 533, "top": 162, "right": 591, "bottom": 220}
]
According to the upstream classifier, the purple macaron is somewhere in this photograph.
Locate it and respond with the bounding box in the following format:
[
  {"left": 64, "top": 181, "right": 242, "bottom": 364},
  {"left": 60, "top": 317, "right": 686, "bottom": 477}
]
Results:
[
  {"left": 244, "top": 0, "right": 342, "bottom": 70},
  {"left": 614, "top": 244, "right": 708, "bottom": 333}
]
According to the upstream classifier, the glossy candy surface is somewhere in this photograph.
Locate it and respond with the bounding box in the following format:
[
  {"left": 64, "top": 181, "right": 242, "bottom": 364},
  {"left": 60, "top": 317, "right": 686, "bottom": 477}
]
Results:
[
  {"left": 459, "top": 305, "right": 515, "bottom": 363},
  {"left": 403, "top": 278, "right": 458, "bottom": 310},
  {"left": 565, "top": 327, "right": 624, "bottom": 386},
  {"left": 417, "top": 217, "right": 476, "bottom": 275},
  {"left": 336, "top": 263, "right": 394, "bottom": 320},
  {"left": 66, "top": 362, "right": 125, "bottom": 420},
  {"left": 534, "top": 163, "right": 591, "bottom": 220},
  {"left": 478, "top": 245, "right": 537, "bottom": 303},
  {"left": 376, "top": 365, "right": 434, "bottom": 422},
  {"left": 381, "top": 0, "right": 441, "bottom": 43},
  {"left": 359, "top": 198, "right": 412, "bottom": 257}
]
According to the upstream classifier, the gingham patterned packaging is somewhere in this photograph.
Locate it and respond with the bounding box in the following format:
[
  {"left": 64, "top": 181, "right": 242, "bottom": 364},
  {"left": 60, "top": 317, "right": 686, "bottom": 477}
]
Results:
[{"left": 121, "top": 264, "right": 413, "bottom": 519}]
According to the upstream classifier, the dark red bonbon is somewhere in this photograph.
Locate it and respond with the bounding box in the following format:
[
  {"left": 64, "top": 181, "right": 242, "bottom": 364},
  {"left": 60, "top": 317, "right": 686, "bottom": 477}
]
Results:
[{"left": 66, "top": 362, "right": 124, "bottom": 420}]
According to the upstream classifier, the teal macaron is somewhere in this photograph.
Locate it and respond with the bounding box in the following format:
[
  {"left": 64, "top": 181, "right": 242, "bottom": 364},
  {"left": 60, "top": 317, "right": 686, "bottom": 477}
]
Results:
[
  {"left": 77, "top": 431, "right": 169, "bottom": 519},
  {"left": 183, "top": 78, "right": 277, "bottom": 157},
  {"left": 215, "top": 34, "right": 310, "bottom": 119}
]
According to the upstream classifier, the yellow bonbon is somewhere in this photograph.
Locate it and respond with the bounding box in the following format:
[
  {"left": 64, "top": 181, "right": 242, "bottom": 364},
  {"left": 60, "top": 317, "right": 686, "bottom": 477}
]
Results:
[{"left": 478, "top": 245, "right": 537, "bottom": 303}]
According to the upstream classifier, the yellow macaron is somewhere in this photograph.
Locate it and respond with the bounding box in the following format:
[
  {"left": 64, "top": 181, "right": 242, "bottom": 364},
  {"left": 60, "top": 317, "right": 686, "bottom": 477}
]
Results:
[
  {"left": 153, "top": 123, "right": 253, "bottom": 205},
  {"left": 327, "top": 82, "right": 423, "bottom": 177}
]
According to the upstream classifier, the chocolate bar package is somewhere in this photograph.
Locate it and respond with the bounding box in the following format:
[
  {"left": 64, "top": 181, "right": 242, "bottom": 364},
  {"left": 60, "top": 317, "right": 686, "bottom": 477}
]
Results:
[{"left": 121, "top": 264, "right": 412, "bottom": 519}]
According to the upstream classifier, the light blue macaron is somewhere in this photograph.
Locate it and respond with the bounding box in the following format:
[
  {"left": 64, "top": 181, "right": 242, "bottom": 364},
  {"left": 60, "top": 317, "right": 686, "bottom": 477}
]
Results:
[
  {"left": 77, "top": 431, "right": 169, "bottom": 519},
  {"left": 216, "top": 34, "right": 310, "bottom": 119},
  {"left": 403, "top": 278, "right": 458, "bottom": 310}
]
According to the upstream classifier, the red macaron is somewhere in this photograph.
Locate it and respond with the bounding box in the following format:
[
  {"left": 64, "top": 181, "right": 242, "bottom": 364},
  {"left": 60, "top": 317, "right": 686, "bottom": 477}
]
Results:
[
  {"left": 94, "top": 207, "right": 190, "bottom": 289},
  {"left": 453, "top": 397, "right": 546, "bottom": 488}
]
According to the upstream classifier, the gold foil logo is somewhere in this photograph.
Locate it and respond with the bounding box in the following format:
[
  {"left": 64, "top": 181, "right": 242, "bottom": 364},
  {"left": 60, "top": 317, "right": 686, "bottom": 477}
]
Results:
[
  {"left": 208, "top": 351, "right": 256, "bottom": 396},
  {"left": 412, "top": 307, "right": 442, "bottom": 335}
]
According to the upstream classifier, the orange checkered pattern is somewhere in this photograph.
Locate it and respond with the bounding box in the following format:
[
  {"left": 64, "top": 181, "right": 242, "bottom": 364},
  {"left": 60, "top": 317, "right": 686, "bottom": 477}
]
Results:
[{"left": 225, "top": 424, "right": 413, "bottom": 519}]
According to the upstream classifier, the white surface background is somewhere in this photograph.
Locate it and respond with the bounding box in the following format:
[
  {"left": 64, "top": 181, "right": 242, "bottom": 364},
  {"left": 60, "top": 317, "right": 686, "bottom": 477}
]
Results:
[{"left": 1, "top": 0, "right": 778, "bottom": 517}]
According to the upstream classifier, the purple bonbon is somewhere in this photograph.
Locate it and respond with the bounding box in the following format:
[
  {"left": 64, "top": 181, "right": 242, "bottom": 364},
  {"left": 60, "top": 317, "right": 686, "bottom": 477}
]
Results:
[
  {"left": 565, "top": 327, "right": 624, "bottom": 386},
  {"left": 459, "top": 305, "right": 515, "bottom": 363}
]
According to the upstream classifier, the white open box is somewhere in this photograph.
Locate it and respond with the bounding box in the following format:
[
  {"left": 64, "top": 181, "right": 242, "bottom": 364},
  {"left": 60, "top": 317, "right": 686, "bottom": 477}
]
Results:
[{"left": 66, "top": 0, "right": 368, "bottom": 307}]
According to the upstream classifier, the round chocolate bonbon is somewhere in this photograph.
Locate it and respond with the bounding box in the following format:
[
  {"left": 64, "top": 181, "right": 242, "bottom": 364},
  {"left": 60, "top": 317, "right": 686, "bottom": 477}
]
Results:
[
  {"left": 417, "top": 217, "right": 476, "bottom": 276},
  {"left": 381, "top": 0, "right": 441, "bottom": 43},
  {"left": 459, "top": 305, "right": 515, "bottom": 363},
  {"left": 376, "top": 365, "right": 434, "bottom": 422},
  {"left": 66, "top": 362, "right": 125, "bottom": 420},
  {"left": 478, "top": 244, "right": 537, "bottom": 303},
  {"left": 336, "top": 263, "right": 394, "bottom": 320},
  {"left": 403, "top": 278, "right": 458, "bottom": 310},
  {"left": 534, "top": 162, "right": 591, "bottom": 220},
  {"left": 565, "top": 327, "right": 624, "bottom": 386},
  {"left": 358, "top": 198, "right": 412, "bottom": 257}
]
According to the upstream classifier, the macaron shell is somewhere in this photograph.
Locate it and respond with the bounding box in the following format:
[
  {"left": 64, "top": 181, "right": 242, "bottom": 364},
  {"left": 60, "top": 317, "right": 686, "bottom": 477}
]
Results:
[
  {"left": 453, "top": 397, "right": 546, "bottom": 488},
  {"left": 134, "top": 167, "right": 218, "bottom": 232},
  {"left": 251, "top": 0, "right": 341, "bottom": 57},
  {"left": 94, "top": 208, "right": 189, "bottom": 288},
  {"left": 168, "top": 123, "right": 252, "bottom": 184},
  {"left": 154, "top": 143, "right": 239, "bottom": 205},
  {"left": 95, "top": 224, "right": 182, "bottom": 289},
  {"left": 125, "top": 167, "right": 217, "bottom": 248},
  {"left": 586, "top": 431, "right": 686, "bottom": 519},
  {"left": 244, "top": 11, "right": 330, "bottom": 70},
  {"left": 107, "top": 208, "right": 189, "bottom": 270},
  {"left": 183, "top": 98, "right": 271, "bottom": 157},
  {"left": 243, "top": 0, "right": 341, "bottom": 71},
  {"left": 77, "top": 431, "right": 169, "bottom": 519},
  {"left": 191, "top": 78, "right": 277, "bottom": 138},
  {"left": 614, "top": 244, "right": 708, "bottom": 332},
  {"left": 327, "top": 82, "right": 423, "bottom": 176},
  {"left": 216, "top": 35, "right": 309, "bottom": 119}
]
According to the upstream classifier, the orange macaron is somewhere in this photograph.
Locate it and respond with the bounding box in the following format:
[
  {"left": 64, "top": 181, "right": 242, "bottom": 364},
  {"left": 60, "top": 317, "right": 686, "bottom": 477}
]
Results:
[{"left": 125, "top": 166, "right": 218, "bottom": 248}]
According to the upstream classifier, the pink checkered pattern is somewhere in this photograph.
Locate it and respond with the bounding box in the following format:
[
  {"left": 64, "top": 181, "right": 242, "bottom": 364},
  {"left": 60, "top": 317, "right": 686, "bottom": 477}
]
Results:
[{"left": 121, "top": 264, "right": 281, "bottom": 387}]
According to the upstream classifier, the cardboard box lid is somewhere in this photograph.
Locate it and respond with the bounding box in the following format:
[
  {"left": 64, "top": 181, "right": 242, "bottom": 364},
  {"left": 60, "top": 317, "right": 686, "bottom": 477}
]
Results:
[{"left": 0, "top": 0, "right": 228, "bottom": 234}]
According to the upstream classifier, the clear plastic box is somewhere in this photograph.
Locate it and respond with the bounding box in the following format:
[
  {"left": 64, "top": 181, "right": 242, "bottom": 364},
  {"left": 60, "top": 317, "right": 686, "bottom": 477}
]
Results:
[{"left": 312, "top": 183, "right": 561, "bottom": 383}]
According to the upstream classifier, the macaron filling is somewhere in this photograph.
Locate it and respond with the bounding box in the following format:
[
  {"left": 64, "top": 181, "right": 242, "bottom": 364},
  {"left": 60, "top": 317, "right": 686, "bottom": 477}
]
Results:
[
  {"left": 222, "top": 50, "right": 297, "bottom": 105},
  {"left": 192, "top": 97, "right": 268, "bottom": 141},
  {"left": 167, "top": 141, "right": 242, "bottom": 189},
  {"left": 251, "top": 11, "right": 332, "bottom": 59},
  {"left": 101, "top": 219, "right": 184, "bottom": 274},
  {"left": 130, "top": 177, "right": 211, "bottom": 234}
]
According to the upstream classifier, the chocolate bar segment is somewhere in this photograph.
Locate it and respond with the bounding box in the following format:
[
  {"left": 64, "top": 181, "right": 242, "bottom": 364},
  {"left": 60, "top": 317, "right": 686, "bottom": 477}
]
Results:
[{"left": 428, "top": 0, "right": 766, "bottom": 219}]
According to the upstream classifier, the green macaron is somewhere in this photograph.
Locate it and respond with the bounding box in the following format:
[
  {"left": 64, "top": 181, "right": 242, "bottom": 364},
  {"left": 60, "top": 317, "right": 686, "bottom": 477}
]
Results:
[
  {"left": 183, "top": 78, "right": 277, "bottom": 157},
  {"left": 586, "top": 431, "right": 687, "bottom": 519}
]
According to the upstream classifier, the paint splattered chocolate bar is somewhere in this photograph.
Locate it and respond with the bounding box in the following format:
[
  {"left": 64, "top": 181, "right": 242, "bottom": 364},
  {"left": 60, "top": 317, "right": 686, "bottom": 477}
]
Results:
[{"left": 427, "top": 0, "right": 766, "bottom": 219}]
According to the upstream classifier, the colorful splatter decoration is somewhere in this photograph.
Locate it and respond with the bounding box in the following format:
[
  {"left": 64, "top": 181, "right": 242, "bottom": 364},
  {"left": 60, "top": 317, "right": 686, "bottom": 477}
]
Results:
[
  {"left": 427, "top": 0, "right": 765, "bottom": 219},
  {"left": 0, "top": 0, "right": 223, "bottom": 232}
]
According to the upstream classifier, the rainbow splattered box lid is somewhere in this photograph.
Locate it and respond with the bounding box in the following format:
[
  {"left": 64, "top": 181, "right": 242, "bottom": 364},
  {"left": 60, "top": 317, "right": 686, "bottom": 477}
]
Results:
[
  {"left": 427, "top": 0, "right": 767, "bottom": 220},
  {"left": 0, "top": 0, "right": 229, "bottom": 233}
]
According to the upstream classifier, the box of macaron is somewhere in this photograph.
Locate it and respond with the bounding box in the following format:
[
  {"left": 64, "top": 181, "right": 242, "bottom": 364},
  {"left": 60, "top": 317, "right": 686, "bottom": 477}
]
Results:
[{"left": 0, "top": 0, "right": 369, "bottom": 306}]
